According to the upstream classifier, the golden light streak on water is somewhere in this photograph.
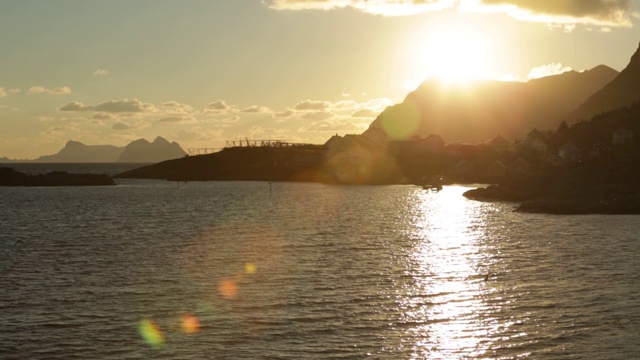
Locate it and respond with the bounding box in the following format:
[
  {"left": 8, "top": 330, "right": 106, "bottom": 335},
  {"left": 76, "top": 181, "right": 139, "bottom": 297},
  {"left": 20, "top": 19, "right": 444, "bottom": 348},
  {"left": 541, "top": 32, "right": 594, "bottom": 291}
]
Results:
[{"left": 404, "top": 186, "right": 506, "bottom": 358}]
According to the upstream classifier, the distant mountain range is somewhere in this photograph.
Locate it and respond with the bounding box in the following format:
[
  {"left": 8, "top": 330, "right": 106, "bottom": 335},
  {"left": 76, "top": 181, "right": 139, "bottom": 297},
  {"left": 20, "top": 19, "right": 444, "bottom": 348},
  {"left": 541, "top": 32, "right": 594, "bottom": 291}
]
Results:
[
  {"left": 1, "top": 137, "right": 186, "bottom": 163},
  {"left": 359, "top": 42, "right": 640, "bottom": 144}
]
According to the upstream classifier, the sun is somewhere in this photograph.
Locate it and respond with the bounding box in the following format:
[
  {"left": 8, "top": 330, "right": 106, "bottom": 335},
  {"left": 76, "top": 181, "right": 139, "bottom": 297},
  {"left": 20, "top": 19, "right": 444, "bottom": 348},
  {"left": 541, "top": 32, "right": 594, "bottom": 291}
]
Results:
[{"left": 404, "top": 22, "right": 497, "bottom": 88}]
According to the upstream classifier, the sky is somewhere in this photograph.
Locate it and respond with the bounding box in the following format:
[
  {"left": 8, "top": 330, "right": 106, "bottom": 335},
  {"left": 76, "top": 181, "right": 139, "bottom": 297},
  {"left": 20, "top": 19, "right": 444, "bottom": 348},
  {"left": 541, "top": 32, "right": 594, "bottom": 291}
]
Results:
[{"left": 2, "top": 0, "right": 640, "bottom": 159}]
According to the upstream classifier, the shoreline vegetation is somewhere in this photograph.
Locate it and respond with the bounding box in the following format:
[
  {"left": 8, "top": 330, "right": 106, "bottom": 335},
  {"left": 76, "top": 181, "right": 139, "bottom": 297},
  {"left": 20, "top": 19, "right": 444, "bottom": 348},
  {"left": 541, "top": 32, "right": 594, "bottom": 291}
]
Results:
[{"left": 0, "top": 167, "right": 114, "bottom": 187}]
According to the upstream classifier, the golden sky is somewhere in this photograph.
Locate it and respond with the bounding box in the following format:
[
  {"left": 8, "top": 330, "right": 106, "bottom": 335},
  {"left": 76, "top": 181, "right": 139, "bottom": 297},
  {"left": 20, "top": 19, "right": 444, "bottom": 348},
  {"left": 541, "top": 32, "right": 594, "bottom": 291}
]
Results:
[{"left": 1, "top": 0, "right": 640, "bottom": 159}]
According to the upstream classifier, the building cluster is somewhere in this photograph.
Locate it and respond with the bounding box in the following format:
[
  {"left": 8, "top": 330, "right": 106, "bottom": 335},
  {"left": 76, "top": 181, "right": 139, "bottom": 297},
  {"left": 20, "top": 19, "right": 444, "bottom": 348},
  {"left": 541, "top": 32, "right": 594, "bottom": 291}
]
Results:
[{"left": 391, "top": 127, "right": 636, "bottom": 182}]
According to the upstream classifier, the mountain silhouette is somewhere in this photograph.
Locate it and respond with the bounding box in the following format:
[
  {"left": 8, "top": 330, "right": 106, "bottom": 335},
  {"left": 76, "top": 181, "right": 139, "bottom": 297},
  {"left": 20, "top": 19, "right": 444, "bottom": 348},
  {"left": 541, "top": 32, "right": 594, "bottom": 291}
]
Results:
[
  {"left": 34, "top": 141, "right": 123, "bottom": 162},
  {"left": 26, "top": 137, "right": 186, "bottom": 163},
  {"left": 361, "top": 65, "right": 618, "bottom": 143},
  {"left": 118, "top": 137, "right": 186, "bottom": 163},
  {"left": 567, "top": 42, "right": 640, "bottom": 122}
]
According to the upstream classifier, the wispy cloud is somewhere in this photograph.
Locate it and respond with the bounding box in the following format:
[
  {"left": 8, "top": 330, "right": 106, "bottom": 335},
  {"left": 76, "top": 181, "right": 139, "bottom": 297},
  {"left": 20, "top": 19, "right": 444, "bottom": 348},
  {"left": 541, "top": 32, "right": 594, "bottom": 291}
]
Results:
[
  {"left": 293, "top": 100, "right": 331, "bottom": 111},
  {"left": 28, "top": 86, "right": 72, "bottom": 95},
  {"left": 94, "top": 99, "right": 156, "bottom": 113},
  {"left": 59, "top": 99, "right": 156, "bottom": 113},
  {"left": 93, "top": 68, "right": 109, "bottom": 76},
  {"left": 112, "top": 122, "right": 131, "bottom": 130},
  {"left": 241, "top": 105, "right": 272, "bottom": 113},
  {"left": 265, "top": 0, "right": 635, "bottom": 27},
  {"left": 59, "top": 101, "right": 93, "bottom": 112},
  {"left": 157, "top": 116, "right": 197, "bottom": 124},
  {"left": 0, "top": 88, "right": 6, "bottom": 98},
  {"left": 527, "top": 63, "right": 573, "bottom": 79},
  {"left": 467, "top": 0, "right": 634, "bottom": 27},
  {"left": 265, "top": 0, "right": 455, "bottom": 16}
]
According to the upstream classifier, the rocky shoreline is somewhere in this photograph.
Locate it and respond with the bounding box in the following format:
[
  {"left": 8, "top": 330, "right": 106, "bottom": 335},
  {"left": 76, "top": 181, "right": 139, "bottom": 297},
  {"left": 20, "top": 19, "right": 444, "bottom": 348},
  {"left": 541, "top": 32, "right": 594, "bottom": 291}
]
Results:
[
  {"left": 0, "top": 167, "right": 114, "bottom": 187},
  {"left": 463, "top": 158, "right": 640, "bottom": 214}
]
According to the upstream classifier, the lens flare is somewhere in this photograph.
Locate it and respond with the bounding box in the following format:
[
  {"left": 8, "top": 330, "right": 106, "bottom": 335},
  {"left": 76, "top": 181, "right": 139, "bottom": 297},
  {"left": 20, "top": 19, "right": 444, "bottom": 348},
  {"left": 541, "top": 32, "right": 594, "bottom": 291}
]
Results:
[
  {"left": 138, "top": 319, "right": 164, "bottom": 347},
  {"left": 244, "top": 262, "right": 257, "bottom": 275},
  {"left": 180, "top": 314, "right": 201, "bottom": 334},
  {"left": 218, "top": 279, "right": 238, "bottom": 300}
]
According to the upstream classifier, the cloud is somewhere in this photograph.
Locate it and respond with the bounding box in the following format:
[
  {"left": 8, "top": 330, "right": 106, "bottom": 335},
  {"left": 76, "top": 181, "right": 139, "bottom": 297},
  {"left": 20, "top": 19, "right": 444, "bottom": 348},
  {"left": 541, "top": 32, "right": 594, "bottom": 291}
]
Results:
[
  {"left": 273, "top": 109, "right": 295, "bottom": 118},
  {"left": 300, "top": 119, "right": 366, "bottom": 132},
  {"left": 28, "top": 86, "right": 72, "bottom": 95},
  {"left": 241, "top": 105, "right": 272, "bottom": 113},
  {"left": 0, "top": 88, "right": 6, "bottom": 98},
  {"left": 93, "top": 68, "right": 109, "bottom": 76},
  {"left": 265, "top": 0, "right": 635, "bottom": 26},
  {"left": 209, "top": 115, "right": 240, "bottom": 124},
  {"left": 162, "top": 101, "right": 192, "bottom": 109},
  {"left": 205, "top": 100, "right": 231, "bottom": 113},
  {"left": 59, "top": 101, "right": 93, "bottom": 112},
  {"left": 157, "top": 116, "right": 197, "bottom": 124},
  {"left": 351, "top": 109, "right": 379, "bottom": 118},
  {"left": 91, "top": 112, "right": 117, "bottom": 120},
  {"left": 112, "top": 122, "right": 131, "bottom": 130},
  {"left": 50, "top": 86, "right": 72, "bottom": 95},
  {"left": 27, "top": 86, "right": 47, "bottom": 94},
  {"left": 266, "top": 0, "right": 454, "bottom": 16},
  {"left": 247, "top": 125, "right": 291, "bottom": 140},
  {"left": 59, "top": 99, "right": 155, "bottom": 113},
  {"left": 293, "top": 100, "right": 331, "bottom": 111},
  {"left": 94, "top": 99, "right": 156, "bottom": 113},
  {"left": 38, "top": 116, "right": 55, "bottom": 122},
  {"left": 527, "top": 63, "right": 573, "bottom": 79},
  {"left": 303, "top": 111, "right": 333, "bottom": 121},
  {"left": 471, "top": 0, "right": 633, "bottom": 26}
]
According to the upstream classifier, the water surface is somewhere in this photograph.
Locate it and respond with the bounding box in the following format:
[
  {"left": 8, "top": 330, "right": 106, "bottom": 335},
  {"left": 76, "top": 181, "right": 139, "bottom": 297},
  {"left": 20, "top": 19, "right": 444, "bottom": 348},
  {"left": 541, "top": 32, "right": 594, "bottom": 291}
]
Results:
[{"left": 1, "top": 181, "right": 639, "bottom": 359}]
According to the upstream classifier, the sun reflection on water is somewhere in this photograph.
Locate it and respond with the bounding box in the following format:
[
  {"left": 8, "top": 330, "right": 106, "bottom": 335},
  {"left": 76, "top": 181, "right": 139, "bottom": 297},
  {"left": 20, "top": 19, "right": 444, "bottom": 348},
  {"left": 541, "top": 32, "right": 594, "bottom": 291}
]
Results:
[{"left": 403, "top": 185, "right": 505, "bottom": 358}]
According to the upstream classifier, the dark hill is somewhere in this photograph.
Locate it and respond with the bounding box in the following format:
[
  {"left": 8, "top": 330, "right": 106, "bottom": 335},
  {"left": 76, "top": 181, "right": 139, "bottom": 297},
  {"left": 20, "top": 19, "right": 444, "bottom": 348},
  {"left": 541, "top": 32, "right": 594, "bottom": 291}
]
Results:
[
  {"left": 361, "top": 66, "right": 618, "bottom": 143},
  {"left": 114, "top": 145, "right": 332, "bottom": 182},
  {"left": 568, "top": 43, "right": 640, "bottom": 122}
]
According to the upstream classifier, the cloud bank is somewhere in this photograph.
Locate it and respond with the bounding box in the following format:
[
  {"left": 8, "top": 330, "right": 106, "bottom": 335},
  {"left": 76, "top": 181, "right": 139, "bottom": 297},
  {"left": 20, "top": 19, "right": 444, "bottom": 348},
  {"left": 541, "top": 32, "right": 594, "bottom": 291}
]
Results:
[{"left": 264, "top": 0, "right": 635, "bottom": 27}]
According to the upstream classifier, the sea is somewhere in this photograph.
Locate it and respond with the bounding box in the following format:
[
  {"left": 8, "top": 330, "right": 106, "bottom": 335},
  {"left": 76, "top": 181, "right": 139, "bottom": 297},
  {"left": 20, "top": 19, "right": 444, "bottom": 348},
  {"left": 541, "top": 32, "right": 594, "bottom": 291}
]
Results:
[{"left": 1, "top": 164, "right": 639, "bottom": 359}]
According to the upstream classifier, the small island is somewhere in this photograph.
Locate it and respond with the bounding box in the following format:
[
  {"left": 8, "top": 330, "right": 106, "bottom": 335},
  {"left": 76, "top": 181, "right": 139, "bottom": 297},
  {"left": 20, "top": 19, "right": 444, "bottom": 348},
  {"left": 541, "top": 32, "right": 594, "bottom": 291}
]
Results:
[{"left": 0, "top": 167, "right": 114, "bottom": 187}]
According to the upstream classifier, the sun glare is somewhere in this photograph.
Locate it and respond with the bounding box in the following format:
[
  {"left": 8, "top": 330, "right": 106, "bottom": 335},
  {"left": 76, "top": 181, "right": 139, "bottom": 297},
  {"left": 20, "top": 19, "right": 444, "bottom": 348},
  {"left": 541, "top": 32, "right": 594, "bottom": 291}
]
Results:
[{"left": 405, "top": 22, "right": 497, "bottom": 88}]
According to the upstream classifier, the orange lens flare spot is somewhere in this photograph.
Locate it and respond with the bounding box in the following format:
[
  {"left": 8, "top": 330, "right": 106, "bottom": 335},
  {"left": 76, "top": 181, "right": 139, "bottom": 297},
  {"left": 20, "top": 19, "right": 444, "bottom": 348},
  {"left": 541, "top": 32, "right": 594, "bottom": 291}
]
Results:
[
  {"left": 218, "top": 279, "right": 238, "bottom": 300},
  {"left": 244, "top": 262, "right": 257, "bottom": 275},
  {"left": 180, "top": 314, "right": 201, "bottom": 334},
  {"left": 138, "top": 319, "right": 164, "bottom": 347}
]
